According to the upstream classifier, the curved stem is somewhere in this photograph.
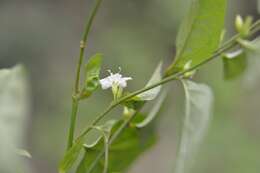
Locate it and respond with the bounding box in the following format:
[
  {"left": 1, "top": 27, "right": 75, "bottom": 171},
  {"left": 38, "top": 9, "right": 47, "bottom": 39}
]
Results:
[{"left": 67, "top": 0, "right": 104, "bottom": 150}]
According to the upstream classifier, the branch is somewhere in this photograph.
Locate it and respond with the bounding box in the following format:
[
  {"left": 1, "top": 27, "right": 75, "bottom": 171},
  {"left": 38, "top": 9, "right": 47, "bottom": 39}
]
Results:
[{"left": 67, "top": 0, "right": 104, "bottom": 150}]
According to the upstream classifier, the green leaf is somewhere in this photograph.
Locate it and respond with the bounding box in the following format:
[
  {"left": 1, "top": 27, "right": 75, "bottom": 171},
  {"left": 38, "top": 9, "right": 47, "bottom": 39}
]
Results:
[
  {"left": 175, "top": 80, "right": 213, "bottom": 173},
  {"left": 166, "top": 0, "right": 227, "bottom": 75},
  {"left": 59, "top": 137, "right": 85, "bottom": 173},
  {"left": 0, "top": 65, "right": 31, "bottom": 173},
  {"left": 76, "top": 115, "right": 156, "bottom": 173},
  {"left": 222, "top": 49, "right": 247, "bottom": 80},
  {"left": 138, "top": 62, "right": 163, "bottom": 100},
  {"left": 82, "top": 53, "right": 103, "bottom": 98}
]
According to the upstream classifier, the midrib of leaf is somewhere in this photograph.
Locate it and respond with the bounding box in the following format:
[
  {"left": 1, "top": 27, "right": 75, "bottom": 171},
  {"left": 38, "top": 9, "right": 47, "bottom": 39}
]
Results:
[
  {"left": 175, "top": 0, "right": 199, "bottom": 60},
  {"left": 166, "top": 0, "right": 227, "bottom": 75},
  {"left": 175, "top": 80, "right": 213, "bottom": 173}
]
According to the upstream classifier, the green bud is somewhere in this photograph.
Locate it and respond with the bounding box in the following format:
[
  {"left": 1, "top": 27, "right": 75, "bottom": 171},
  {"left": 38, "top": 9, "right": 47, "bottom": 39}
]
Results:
[
  {"left": 235, "top": 15, "right": 243, "bottom": 33},
  {"left": 183, "top": 60, "right": 196, "bottom": 78},
  {"left": 123, "top": 106, "right": 135, "bottom": 119},
  {"left": 235, "top": 15, "right": 253, "bottom": 37}
]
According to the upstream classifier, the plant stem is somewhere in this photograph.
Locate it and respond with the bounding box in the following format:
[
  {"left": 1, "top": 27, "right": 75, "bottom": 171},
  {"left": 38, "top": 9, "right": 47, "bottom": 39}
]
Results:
[
  {"left": 103, "top": 141, "right": 109, "bottom": 173},
  {"left": 66, "top": 0, "right": 104, "bottom": 150},
  {"left": 66, "top": 98, "right": 79, "bottom": 149},
  {"left": 76, "top": 20, "right": 260, "bottom": 143},
  {"left": 75, "top": 0, "right": 104, "bottom": 92},
  {"left": 79, "top": 103, "right": 116, "bottom": 138}
]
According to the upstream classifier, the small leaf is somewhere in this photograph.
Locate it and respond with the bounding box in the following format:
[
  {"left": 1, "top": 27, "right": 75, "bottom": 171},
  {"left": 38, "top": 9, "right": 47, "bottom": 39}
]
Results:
[
  {"left": 166, "top": 0, "right": 227, "bottom": 75},
  {"left": 59, "top": 137, "right": 85, "bottom": 173},
  {"left": 135, "top": 90, "right": 167, "bottom": 128},
  {"left": 16, "top": 149, "right": 32, "bottom": 158},
  {"left": 82, "top": 53, "right": 103, "bottom": 98},
  {"left": 138, "top": 62, "right": 163, "bottom": 101},
  {"left": 0, "top": 65, "right": 31, "bottom": 173},
  {"left": 76, "top": 115, "right": 156, "bottom": 173},
  {"left": 175, "top": 80, "right": 213, "bottom": 173},
  {"left": 222, "top": 49, "right": 247, "bottom": 80}
]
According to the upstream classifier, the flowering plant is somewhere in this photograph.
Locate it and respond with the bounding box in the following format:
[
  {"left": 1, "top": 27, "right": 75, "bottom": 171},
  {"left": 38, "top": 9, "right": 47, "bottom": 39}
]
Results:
[{"left": 1, "top": 0, "right": 260, "bottom": 173}]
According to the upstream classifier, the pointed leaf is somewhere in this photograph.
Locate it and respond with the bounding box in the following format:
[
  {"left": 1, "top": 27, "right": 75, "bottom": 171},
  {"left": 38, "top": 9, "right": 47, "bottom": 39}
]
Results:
[
  {"left": 175, "top": 80, "right": 213, "bottom": 173},
  {"left": 166, "top": 0, "right": 227, "bottom": 75},
  {"left": 123, "top": 62, "right": 163, "bottom": 110},
  {"left": 82, "top": 53, "right": 103, "bottom": 98},
  {"left": 138, "top": 62, "right": 163, "bottom": 101}
]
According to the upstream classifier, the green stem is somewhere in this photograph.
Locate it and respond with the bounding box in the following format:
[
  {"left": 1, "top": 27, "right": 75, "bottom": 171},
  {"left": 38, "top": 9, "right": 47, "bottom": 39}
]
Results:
[
  {"left": 86, "top": 112, "right": 138, "bottom": 173},
  {"left": 103, "top": 141, "right": 109, "bottom": 173},
  {"left": 67, "top": 0, "right": 104, "bottom": 150},
  {"left": 79, "top": 42, "right": 232, "bottom": 141},
  {"left": 80, "top": 103, "right": 116, "bottom": 138},
  {"left": 67, "top": 98, "right": 79, "bottom": 150},
  {"left": 76, "top": 20, "right": 260, "bottom": 142},
  {"left": 75, "top": 0, "right": 104, "bottom": 93}
]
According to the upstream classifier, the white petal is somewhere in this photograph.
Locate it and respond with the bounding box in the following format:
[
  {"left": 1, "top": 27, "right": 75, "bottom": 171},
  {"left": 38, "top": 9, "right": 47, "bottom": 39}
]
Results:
[
  {"left": 100, "top": 71, "right": 132, "bottom": 90},
  {"left": 100, "top": 78, "right": 112, "bottom": 89},
  {"left": 119, "top": 80, "right": 127, "bottom": 88},
  {"left": 123, "top": 77, "right": 132, "bottom": 81},
  {"left": 110, "top": 73, "right": 122, "bottom": 81}
]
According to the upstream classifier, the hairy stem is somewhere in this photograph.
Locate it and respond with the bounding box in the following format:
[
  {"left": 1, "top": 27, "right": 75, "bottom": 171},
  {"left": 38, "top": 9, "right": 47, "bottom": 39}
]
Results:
[{"left": 67, "top": 0, "right": 104, "bottom": 150}]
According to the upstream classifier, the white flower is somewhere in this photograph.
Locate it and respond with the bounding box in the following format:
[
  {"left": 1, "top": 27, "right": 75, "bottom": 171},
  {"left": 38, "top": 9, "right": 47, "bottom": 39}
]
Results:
[{"left": 99, "top": 70, "right": 132, "bottom": 90}]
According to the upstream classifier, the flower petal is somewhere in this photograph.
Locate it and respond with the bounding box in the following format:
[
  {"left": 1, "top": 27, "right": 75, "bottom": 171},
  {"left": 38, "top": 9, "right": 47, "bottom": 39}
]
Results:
[
  {"left": 123, "top": 77, "right": 132, "bottom": 81},
  {"left": 100, "top": 78, "right": 112, "bottom": 89},
  {"left": 119, "top": 80, "right": 127, "bottom": 88}
]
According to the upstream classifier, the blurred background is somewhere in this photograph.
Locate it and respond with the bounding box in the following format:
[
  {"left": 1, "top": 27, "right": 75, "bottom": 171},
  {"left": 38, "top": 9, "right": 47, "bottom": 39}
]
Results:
[{"left": 0, "top": 0, "right": 260, "bottom": 172}]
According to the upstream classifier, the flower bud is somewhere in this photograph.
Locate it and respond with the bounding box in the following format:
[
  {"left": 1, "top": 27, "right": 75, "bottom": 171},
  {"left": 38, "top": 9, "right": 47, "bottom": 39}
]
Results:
[
  {"left": 123, "top": 106, "right": 135, "bottom": 119},
  {"left": 235, "top": 15, "right": 244, "bottom": 33},
  {"left": 235, "top": 15, "right": 253, "bottom": 37}
]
